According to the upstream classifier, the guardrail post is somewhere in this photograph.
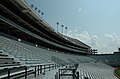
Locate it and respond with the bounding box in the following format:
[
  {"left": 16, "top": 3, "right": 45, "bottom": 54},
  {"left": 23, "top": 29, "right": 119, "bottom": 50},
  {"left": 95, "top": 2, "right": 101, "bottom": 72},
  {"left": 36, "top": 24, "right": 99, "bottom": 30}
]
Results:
[
  {"left": 43, "top": 65, "right": 45, "bottom": 75},
  {"left": 49, "top": 64, "right": 50, "bottom": 71},
  {"left": 77, "top": 72, "right": 79, "bottom": 79},
  {"left": 59, "top": 69, "right": 60, "bottom": 79},
  {"left": 38, "top": 66, "right": 39, "bottom": 75},
  {"left": 40, "top": 65, "right": 42, "bottom": 74},
  {"left": 55, "top": 64, "right": 56, "bottom": 69},
  {"left": 35, "top": 66, "right": 36, "bottom": 77},
  {"left": 73, "top": 69, "right": 75, "bottom": 79},
  {"left": 25, "top": 67, "right": 27, "bottom": 79},
  {"left": 8, "top": 69, "right": 10, "bottom": 79}
]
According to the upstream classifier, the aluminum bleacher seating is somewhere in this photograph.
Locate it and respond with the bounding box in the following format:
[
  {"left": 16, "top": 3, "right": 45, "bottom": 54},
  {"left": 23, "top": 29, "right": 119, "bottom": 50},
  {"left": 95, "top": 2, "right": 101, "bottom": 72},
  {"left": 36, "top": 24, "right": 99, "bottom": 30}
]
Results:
[
  {"left": 77, "top": 62, "right": 117, "bottom": 79},
  {"left": 0, "top": 35, "right": 117, "bottom": 79},
  {"left": 0, "top": 35, "right": 54, "bottom": 66},
  {"left": 90, "top": 53, "right": 120, "bottom": 67},
  {"left": 0, "top": 35, "right": 94, "bottom": 66},
  {"left": 0, "top": 49, "right": 20, "bottom": 68}
]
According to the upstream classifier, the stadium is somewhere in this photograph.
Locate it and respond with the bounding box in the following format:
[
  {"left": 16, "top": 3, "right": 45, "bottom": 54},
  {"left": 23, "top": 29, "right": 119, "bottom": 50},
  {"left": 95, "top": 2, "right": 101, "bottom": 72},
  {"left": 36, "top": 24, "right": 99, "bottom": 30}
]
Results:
[{"left": 0, "top": 0, "right": 119, "bottom": 79}]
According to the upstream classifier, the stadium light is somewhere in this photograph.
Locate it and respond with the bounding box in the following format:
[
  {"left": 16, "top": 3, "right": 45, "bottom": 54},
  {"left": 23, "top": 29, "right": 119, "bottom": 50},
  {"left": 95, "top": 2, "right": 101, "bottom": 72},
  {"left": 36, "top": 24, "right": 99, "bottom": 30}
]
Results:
[
  {"left": 31, "top": 4, "right": 34, "bottom": 8},
  {"left": 35, "top": 7, "right": 37, "bottom": 10},
  {"left": 41, "top": 12, "right": 44, "bottom": 16},
  {"left": 61, "top": 25, "right": 64, "bottom": 34},
  {"left": 56, "top": 22, "right": 59, "bottom": 32},
  {"left": 38, "top": 10, "right": 41, "bottom": 13},
  {"left": 65, "top": 27, "right": 68, "bottom": 35}
]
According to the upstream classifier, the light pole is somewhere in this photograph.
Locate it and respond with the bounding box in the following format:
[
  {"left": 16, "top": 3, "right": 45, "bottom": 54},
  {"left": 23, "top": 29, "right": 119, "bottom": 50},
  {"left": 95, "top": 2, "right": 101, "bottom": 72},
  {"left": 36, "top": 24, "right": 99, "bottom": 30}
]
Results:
[
  {"left": 61, "top": 25, "right": 64, "bottom": 34},
  {"left": 38, "top": 10, "right": 41, "bottom": 13},
  {"left": 35, "top": 7, "right": 37, "bottom": 10},
  {"left": 65, "top": 27, "right": 68, "bottom": 35},
  {"left": 31, "top": 4, "right": 34, "bottom": 8},
  {"left": 56, "top": 22, "right": 59, "bottom": 32},
  {"left": 41, "top": 12, "right": 44, "bottom": 16}
]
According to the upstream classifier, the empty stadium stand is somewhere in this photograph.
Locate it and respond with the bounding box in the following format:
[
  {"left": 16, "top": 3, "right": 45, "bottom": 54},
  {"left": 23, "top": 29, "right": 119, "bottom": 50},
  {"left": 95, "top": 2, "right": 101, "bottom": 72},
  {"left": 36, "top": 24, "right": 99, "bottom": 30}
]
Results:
[
  {"left": 0, "top": 0, "right": 91, "bottom": 55},
  {"left": 77, "top": 62, "right": 117, "bottom": 79},
  {"left": 0, "top": 50, "right": 20, "bottom": 67},
  {"left": 0, "top": 35, "right": 117, "bottom": 79},
  {"left": 0, "top": 35, "right": 95, "bottom": 66},
  {"left": 0, "top": 0, "right": 118, "bottom": 79},
  {"left": 89, "top": 52, "right": 120, "bottom": 67}
]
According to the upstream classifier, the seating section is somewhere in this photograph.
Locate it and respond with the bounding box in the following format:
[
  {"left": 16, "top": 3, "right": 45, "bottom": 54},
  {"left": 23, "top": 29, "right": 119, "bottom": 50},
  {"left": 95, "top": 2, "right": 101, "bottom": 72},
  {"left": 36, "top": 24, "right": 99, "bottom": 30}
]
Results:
[
  {"left": 114, "top": 52, "right": 120, "bottom": 65},
  {"left": 59, "top": 62, "right": 117, "bottom": 79},
  {"left": 0, "top": 0, "right": 118, "bottom": 78},
  {"left": 0, "top": 49, "right": 20, "bottom": 67},
  {"left": 0, "top": 35, "right": 117, "bottom": 79},
  {"left": 77, "top": 62, "right": 117, "bottom": 79},
  {"left": 0, "top": 36, "right": 55, "bottom": 66},
  {"left": 0, "top": 35, "right": 95, "bottom": 66},
  {"left": 90, "top": 54, "right": 120, "bottom": 67}
]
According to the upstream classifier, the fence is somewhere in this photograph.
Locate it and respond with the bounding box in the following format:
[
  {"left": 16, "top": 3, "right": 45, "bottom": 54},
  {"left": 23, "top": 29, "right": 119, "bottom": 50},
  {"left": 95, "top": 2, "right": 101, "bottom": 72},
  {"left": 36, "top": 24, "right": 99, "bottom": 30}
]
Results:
[
  {"left": 58, "top": 69, "right": 79, "bottom": 79},
  {"left": 0, "top": 64, "right": 60, "bottom": 79},
  {"left": 56, "top": 64, "right": 79, "bottom": 79}
]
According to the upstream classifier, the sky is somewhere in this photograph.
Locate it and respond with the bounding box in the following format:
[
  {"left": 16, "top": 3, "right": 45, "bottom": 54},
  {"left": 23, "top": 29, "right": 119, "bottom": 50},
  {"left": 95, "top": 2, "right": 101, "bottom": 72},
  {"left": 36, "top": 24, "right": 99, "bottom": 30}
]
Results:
[{"left": 26, "top": 0, "right": 120, "bottom": 54}]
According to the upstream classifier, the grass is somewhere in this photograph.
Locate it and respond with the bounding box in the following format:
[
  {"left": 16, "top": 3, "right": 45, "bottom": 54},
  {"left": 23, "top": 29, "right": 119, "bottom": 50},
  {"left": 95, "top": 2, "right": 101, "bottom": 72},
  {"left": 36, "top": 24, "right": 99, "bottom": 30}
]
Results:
[{"left": 114, "top": 68, "right": 120, "bottom": 77}]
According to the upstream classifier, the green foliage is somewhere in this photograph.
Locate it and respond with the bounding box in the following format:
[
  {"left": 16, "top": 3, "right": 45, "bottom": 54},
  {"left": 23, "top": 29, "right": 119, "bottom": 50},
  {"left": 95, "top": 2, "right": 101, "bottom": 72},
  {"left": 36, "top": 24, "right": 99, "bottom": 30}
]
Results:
[{"left": 115, "top": 68, "right": 120, "bottom": 76}]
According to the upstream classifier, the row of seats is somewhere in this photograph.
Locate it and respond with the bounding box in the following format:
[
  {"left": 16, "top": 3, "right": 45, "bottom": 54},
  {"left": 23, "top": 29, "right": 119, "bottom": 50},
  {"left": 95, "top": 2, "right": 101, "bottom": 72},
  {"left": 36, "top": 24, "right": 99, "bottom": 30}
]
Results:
[
  {"left": 55, "top": 62, "right": 117, "bottom": 79},
  {"left": 0, "top": 35, "right": 95, "bottom": 66},
  {"left": 0, "top": 36, "right": 53, "bottom": 66},
  {"left": 0, "top": 35, "right": 117, "bottom": 79},
  {"left": 90, "top": 54, "right": 120, "bottom": 66},
  {"left": 0, "top": 49, "right": 20, "bottom": 68},
  {"left": 77, "top": 62, "right": 117, "bottom": 79}
]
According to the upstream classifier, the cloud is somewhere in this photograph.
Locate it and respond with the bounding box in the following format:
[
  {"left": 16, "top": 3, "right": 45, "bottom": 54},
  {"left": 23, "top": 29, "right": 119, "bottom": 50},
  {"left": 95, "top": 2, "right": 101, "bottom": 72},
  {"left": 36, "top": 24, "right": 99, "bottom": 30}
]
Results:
[
  {"left": 104, "top": 33, "right": 120, "bottom": 49},
  {"left": 78, "top": 8, "right": 82, "bottom": 12},
  {"left": 105, "top": 33, "right": 115, "bottom": 42},
  {"left": 90, "top": 35, "right": 98, "bottom": 47},
  {"left": 67, "top": 31, "right": 98, "bottom": 48},
  {"left": 67, "top": 30, "right": 120, "bottom": 54}
]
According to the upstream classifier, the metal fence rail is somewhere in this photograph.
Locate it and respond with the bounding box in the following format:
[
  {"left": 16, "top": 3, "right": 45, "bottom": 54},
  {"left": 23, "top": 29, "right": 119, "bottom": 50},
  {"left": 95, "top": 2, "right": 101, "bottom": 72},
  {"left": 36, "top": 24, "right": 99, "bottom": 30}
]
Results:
[
  {"left": 57, "top": 64, "right": 79, "bottom": 79},
  {"left": 58, "top": 69, "right": 79, "bottom": 79},
  {"left": 0, "top": 64, "right": 60, "bottom": 79}
]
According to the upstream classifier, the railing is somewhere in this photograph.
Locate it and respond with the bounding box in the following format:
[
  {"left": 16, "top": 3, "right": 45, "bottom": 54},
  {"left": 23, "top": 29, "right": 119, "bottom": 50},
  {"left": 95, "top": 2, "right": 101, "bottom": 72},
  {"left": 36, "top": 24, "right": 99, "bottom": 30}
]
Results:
[
  {"left": 56, "top": 64, "right": 79, "bottom": 79},
  {"left": 0, "top": 64, "right": 60, "bottom": 79},
  {"left": 0, "top": 66, "right": 33, "bottom": 79},
  {"left": 58, "top": 69, "right": 79, "bottom": 79}
]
